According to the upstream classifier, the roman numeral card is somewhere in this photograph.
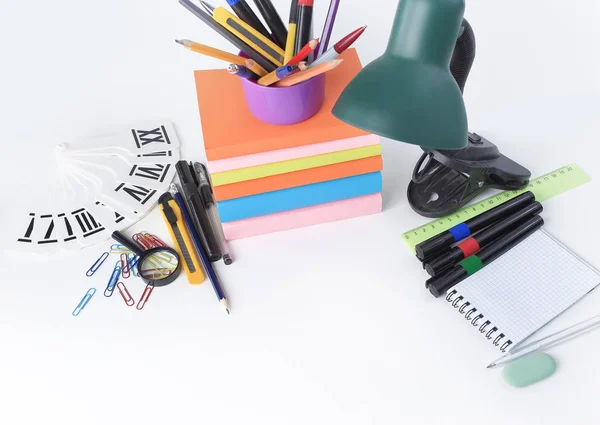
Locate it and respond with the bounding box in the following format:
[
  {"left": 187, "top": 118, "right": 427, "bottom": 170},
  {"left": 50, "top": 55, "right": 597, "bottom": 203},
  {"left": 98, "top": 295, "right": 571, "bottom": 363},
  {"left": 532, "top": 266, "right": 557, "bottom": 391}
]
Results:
[{"left": 3, "top": 121, "right": 180, "bottom": 254}]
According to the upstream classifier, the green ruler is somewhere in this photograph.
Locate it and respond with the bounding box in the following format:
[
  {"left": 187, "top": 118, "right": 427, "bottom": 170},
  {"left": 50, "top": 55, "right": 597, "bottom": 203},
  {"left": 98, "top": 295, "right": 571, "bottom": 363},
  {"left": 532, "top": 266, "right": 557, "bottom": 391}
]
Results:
[{"left": 402, "top": 164, "right": 590, "bottom": 252}]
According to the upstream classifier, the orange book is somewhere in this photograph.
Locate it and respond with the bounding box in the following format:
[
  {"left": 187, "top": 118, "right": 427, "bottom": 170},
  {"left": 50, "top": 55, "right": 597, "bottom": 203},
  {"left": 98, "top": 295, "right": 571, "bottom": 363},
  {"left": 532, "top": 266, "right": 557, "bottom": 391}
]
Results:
[
  {"left": 195, "top": 49, "right": 369, "bottom": 161},
  {"left": 213, "top": 156, "right": 383, "bottom": 201}
]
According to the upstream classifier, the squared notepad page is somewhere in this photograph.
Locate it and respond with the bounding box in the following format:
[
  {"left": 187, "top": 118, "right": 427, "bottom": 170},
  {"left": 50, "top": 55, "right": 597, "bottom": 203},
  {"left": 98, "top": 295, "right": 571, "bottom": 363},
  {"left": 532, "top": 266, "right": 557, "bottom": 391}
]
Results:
[{"left": 449, "top": 230, "right": 600, "bottom": 351}]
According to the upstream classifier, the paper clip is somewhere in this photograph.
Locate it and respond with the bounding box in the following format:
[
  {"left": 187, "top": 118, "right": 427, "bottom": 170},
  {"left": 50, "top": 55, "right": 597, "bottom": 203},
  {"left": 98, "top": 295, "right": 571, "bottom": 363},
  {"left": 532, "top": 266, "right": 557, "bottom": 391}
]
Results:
[
  {"left": 104, "top": 261, "right": 121, "bottom": 297},
  {"left": 86, "top": 252, "right": 109, "bottom": 277},
  {"left": 72, "top": 288, "right": 96, "bottom": 316},
  {"left": 133, "top": 233, "right": 154, "bottom": 250},
  {"left": 110, "top": 243, "right": 133, "bottom": 254},
  {"left": 117, "top": 282, "right": 135, "bottom": 306},
  {"left": 143, "top": 233, "right": 167, "bottom": 247},
  {"left": 128, "top": 254, "right": 140, "bottom": 277},
  {"left": 120, "top": 253, "right": 131, "bottom": 279},
  {"left": 136, "top": 284, "right": 154, "bottom": 310}
]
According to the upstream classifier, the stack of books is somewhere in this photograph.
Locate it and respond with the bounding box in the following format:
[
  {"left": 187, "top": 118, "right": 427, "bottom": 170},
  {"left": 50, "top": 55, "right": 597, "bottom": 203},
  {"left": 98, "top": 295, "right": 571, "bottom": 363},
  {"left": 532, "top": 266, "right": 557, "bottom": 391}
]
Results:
[{"left": 194, "top": 49, "right": 383, "bottom": 240}]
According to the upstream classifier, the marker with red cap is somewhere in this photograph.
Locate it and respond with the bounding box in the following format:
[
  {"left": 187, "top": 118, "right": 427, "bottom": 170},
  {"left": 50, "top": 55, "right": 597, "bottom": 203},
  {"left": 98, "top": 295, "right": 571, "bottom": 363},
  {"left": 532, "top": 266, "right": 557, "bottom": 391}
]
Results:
[{"left": 309, "top": 26, "right": 367, "bottom": 67}]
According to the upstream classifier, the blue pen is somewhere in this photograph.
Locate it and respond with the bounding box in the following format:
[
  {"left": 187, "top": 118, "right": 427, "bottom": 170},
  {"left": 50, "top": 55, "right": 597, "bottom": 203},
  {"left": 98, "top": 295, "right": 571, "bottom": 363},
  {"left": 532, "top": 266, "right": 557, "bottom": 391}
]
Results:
[
  {"left": 171, "top": 184, "right": 230, "bottom": 315},
  {"left": 228, "top": 64, "right": 257, "bottom": 80}
]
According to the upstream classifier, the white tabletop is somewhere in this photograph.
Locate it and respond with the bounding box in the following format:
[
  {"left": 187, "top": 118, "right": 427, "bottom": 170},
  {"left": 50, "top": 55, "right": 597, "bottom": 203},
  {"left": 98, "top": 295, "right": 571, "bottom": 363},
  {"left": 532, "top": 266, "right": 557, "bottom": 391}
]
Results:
[{"left": 1, "top": 0, "right": 600, "bottom": 424}]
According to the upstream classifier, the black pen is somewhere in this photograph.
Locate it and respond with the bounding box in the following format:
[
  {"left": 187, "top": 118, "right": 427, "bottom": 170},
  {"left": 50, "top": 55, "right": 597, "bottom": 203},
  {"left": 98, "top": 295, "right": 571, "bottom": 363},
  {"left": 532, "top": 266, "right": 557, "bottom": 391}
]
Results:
[
  {"left": 226, "top": 0, "right": 271, "bottom": 40},
  {"left": 175, "top": 160, "right": 222, "bottom": 262},
  {"left": 252, "top": 0, "right": 288, "bottom": 48},
  {"left": 193, "top": 162, "right": 233, "bottom": 265},
  {"left": 171, "top": 184, "right": 230, "bottom": 314}
]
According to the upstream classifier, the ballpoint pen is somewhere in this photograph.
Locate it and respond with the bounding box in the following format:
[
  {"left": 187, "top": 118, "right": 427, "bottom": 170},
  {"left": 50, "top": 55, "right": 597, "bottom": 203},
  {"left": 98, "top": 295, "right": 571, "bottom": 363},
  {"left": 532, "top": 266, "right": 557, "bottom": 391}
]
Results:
[
  {"left": 175, "top": 160, "right": 222, "bottom": 262},
  {"left": 487, "top": 313, "right": 600, "bottom": 369},
  {"left": 252, "top": 0, "right": 288, "bottom": 48},
  {"left": 171, "top": 184, "right": 231, "bottom": 314},
  {"left": 194, "top": 162, "right": 233, "bottom": 265}
]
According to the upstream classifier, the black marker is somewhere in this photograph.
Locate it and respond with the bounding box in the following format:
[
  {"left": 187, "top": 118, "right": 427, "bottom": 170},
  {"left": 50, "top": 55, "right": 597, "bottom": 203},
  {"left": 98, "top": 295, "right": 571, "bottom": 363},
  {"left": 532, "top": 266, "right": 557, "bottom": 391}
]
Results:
[
  {"left": 427, "top": 215, "right": 544, "bottom": 298},
  {"left": 415, "top": 191, "right": 536, "bottom": 261},
  {"left": 424, "top": 202, "right": 543, "bottom": 277},
  {"left": 175, "top": 161, "right": 221, "bottom": 262}
]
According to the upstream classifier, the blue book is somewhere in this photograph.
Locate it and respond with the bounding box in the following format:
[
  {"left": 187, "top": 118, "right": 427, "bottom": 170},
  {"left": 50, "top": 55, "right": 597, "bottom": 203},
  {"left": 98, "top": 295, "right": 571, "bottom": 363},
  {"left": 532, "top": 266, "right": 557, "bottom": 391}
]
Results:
[{"left": 217, "top": 172, "right": 382, "bottom": 222}]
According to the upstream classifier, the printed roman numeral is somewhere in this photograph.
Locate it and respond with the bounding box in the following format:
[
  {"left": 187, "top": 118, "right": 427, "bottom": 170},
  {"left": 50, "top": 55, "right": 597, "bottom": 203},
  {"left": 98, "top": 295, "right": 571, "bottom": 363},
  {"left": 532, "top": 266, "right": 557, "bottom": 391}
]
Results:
[
  {"left": 95, "top": 201, "right": 126, "bottom": 224},
  {"left": 114, "top": 183, "right": 157, "bottom": 205},
  {"left": 128, "top": 164, "right": 171, "bottom": 182},
  {"left": 132, "top": 125, "right": 171, "bottom": 148},
  {"left": 37, "top": 214, "right": 58, "bottom": 245},
  {"left": 71, "top": 208, "right": 105, "bottom": 238},
  {"left": 17, "top": 213, "right": 36, "bottom": 243},
  {"left": 136, "top": 150, "right": 174, "bottom": 158},
  {"left": 57, "top": 212, "right": 77, "bottom": 242}
]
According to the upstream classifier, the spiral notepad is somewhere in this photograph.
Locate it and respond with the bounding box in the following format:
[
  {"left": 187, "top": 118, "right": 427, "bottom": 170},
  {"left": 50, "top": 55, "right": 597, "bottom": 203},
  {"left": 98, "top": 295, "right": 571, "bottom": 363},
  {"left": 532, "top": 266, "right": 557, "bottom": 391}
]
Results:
[{"left": 446, "top": 230, "right": 600, "bottom": 352}]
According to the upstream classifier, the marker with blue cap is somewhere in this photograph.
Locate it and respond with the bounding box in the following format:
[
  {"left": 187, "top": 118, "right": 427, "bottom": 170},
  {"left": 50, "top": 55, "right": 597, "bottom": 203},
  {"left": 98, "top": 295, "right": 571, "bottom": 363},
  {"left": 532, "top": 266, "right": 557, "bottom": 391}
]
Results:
[{"left": 415, "top": 191, "right": 536, "bottom": 262}]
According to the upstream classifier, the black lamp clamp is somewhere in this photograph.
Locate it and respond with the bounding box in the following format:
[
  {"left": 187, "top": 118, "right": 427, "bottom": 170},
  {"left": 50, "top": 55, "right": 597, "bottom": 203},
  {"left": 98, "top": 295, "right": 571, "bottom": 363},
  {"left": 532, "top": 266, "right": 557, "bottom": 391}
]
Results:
[
  {"left": 408, "top": 19, "right": 531, "bottom": 217},
  {"left": 408, "top": 133, "right": 531, "bottom": 217}
]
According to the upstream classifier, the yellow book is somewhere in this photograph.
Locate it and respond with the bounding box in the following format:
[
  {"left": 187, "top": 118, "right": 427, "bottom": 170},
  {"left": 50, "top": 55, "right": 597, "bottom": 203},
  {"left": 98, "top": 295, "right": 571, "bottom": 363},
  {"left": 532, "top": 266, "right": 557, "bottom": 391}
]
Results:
[
  {"left": 211, "top": 144, "right": 383, "bottom": 186},
  {"left": 213, "top": 7, "right": 284, "bottom": 67}
]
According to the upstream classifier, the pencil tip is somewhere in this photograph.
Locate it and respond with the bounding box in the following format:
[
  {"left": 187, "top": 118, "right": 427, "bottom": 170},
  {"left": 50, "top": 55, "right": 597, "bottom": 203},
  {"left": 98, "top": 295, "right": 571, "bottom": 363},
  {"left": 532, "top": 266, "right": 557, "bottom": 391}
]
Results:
[
  {"left": 175, "top": 39, "right": 183, "bottom": 45},
  {"left": 486, "top": 364, "right": 494, "bottom": 369},
  {"left": 226, "top": 309, "right": 231, "bottom": 315}
]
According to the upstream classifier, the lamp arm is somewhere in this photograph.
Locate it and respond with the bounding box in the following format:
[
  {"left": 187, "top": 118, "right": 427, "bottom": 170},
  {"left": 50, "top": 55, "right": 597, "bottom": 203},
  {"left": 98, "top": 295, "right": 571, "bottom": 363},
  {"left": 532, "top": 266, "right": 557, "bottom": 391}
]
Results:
[{"left": 450, "top": 19, "right": 476, "bottom": 94}]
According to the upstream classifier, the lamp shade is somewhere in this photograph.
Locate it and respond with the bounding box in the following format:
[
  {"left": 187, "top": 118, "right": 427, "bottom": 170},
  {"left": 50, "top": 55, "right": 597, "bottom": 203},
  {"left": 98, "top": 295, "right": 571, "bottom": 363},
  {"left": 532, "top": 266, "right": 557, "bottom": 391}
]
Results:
[{"left": 332, "top": 0, "right": 468, "bottom": 150}]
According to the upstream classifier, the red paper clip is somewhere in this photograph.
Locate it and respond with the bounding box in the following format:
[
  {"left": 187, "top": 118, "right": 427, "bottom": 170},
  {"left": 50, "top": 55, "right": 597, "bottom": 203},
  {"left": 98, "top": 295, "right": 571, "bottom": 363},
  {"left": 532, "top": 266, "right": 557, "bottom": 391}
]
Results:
[
  {"left": 133, "top": 233, "right": 154, "bottom": 250},
  {"left": 120, "top": 253, "right": 131, "bottom": 279},
  {"left": 143, "top": 233, "right": 167, "bottom": 247},
  {"left": 117, "top": 282, "right": 135, "bottom": 306},
  {"left": 136, "top": 284, "right": 154, "bottom": 310}
]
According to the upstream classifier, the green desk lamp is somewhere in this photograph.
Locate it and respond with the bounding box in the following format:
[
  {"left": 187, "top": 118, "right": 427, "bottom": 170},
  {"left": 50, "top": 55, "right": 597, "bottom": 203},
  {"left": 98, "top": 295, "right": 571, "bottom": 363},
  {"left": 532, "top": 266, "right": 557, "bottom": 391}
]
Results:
[
  {"left": 332, "top": 0, "right": 531, "bottom": 217},
  {"left": 332, "top": 0, "right": 468, "bottom": 150}
]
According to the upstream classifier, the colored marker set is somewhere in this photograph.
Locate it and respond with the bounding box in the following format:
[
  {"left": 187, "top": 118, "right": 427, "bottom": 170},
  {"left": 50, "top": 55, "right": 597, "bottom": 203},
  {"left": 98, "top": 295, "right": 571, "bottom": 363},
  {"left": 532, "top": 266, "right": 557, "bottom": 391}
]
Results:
[
  {"left": 195, "top": 49, "right": 383, "bottom": 240},
  {"left": 414, "top": 192, "right": 546, "bottom": 297}
]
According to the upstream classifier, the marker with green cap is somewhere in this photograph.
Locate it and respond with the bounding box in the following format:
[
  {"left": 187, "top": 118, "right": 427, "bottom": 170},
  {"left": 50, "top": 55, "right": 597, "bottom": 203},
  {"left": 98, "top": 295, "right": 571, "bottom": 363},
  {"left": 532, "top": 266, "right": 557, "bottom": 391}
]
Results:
[{"left": 427, "top": 215, "right": 545, "bottom": 298}]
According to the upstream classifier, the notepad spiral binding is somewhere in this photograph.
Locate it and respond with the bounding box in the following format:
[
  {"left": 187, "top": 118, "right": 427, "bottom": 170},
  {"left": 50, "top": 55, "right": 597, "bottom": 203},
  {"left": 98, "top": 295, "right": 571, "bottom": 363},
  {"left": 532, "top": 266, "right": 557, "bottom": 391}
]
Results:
[{"left": 446, "top": 289, "right": 513, "bottom": 352}]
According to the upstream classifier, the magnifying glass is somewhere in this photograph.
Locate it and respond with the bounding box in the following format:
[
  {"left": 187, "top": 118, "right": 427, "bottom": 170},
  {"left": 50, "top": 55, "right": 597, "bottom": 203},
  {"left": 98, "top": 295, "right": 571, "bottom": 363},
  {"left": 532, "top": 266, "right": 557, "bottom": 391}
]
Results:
[{"left": 111, "top": 231, "right": 182, "bottom": 287}]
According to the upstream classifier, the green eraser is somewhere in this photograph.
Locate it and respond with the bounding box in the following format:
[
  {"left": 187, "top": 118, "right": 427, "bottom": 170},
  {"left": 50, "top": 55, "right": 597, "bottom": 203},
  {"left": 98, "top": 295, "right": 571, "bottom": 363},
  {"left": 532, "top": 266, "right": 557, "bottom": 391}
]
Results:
[{"left": 502, "top": 352, "right": 557, "bottom": 388}]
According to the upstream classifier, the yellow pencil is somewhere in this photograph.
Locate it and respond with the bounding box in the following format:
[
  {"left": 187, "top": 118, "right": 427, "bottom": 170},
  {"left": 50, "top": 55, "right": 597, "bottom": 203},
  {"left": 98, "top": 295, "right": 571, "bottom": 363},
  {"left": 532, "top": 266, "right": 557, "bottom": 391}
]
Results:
[
  {"left": 258, "top": 65, "right": 295, "bottom": 87},
  {"left": 175, "top": 39, "right": 247, "bottom": 65},
  {"left": 284, "top": 0, "right": 299, "bottom": 63},
  {"left": 244, "top": 59, "right": 268, "bottom": 77},
  {"left": 274, "top": 59, "right": 343, "bottom": 87},
  {"left": 213, "top": 7, "right": 285, "bottom": 67}
]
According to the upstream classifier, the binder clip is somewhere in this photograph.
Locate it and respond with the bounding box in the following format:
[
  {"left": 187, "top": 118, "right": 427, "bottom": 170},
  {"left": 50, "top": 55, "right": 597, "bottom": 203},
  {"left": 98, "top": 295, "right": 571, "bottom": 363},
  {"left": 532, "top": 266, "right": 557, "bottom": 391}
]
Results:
[{"left": 408, "top": 133, "right": 531, "bottom": 218}]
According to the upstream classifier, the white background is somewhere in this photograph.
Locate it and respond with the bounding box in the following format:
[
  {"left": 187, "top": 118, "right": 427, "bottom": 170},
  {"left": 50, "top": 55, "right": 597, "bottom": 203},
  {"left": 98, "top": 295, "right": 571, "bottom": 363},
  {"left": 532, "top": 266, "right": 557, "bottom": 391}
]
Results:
[{"left": 1, "top": 0, "right": 600, "bottom": 424}]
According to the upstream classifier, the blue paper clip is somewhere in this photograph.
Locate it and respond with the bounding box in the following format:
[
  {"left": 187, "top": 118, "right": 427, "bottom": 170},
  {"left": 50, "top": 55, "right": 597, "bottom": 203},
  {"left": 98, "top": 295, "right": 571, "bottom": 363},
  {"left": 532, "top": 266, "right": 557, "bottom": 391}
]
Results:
[
  {"left": 104, "top": 261, "right": 122, "bottom": 297},
  {"left": 72, "top": 288, "right": 96, "bottom": 316},
  {"left": 86, "top": 252, "right": 109, "bottom": 277},
  {"left": 128, "top": 253, "right": 140, "bottom": 277}
]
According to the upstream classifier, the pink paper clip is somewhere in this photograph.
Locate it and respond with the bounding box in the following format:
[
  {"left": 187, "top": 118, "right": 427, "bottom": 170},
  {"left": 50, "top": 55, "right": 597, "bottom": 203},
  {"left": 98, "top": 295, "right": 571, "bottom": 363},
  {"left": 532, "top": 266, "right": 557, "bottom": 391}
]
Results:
[
  {"left": 136, "top": 284, "right": 154, "bottom": 310},
  {"left": 120, "top": 253, "right": 131, "bottom": 279},
  {"left": 117, "top": 282, "right": 135, "bottom": 306}
]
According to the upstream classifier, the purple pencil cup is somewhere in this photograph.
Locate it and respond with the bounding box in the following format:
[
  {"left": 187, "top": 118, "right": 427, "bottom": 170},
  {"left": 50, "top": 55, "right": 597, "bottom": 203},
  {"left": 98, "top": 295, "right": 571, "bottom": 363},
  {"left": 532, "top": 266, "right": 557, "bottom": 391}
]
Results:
[{"left": 239, "top": 74, "right": 326, "bottom": 126}]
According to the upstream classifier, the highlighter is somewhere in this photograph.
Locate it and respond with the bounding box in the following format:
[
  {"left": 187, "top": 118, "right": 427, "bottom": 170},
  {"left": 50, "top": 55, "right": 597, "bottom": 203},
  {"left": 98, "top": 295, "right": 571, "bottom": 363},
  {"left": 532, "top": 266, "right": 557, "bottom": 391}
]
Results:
[{"left": 213, "top": 7, "right": 285, "bottom": 66}]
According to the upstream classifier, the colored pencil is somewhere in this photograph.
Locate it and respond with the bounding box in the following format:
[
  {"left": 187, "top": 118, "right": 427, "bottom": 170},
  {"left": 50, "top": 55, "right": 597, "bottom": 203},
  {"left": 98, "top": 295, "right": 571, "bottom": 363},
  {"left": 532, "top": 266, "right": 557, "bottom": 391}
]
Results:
[
  {"left": 274, "top": 59, "right": 343, "bottom": 87},
  {"left": 310, "top": 26, "right": 367, "bottom": 68},
  {"left": 244, "top": 59, "right": 268, "bottom": 77},
  {"left": 287, "top": 38, "right": 318, "bottom": 66},
  {"left": 316, "top": 0, "right": 341, "bottom": 59},
  {"left": 226, "top": 0, "right": 271, "bottom": 39},
  {"left": 284, "top": 0, "right": 299, "bottom": 64},
  {"left": 178, "top": 0, "right": 276, "bottom": 72},
  {"left": 258, "top": 65, "right": 295, "bottom": 86},
  {"left": 252, "top": 0, "right": 288, "bottom": 48}
]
